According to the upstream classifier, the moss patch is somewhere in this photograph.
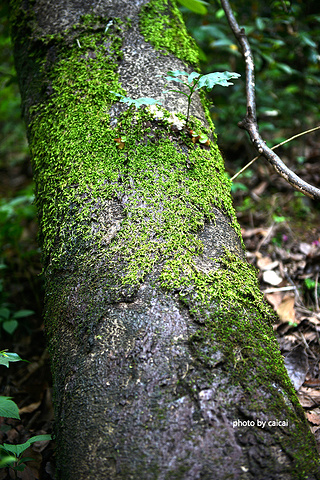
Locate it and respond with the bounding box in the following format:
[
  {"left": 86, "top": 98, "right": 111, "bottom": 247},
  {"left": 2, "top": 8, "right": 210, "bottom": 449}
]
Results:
[
  {"left": 23, "top": 11, "right": 300, "bottom": 406},
  {"left": 180, "top": 250, "right": 319, "bottom": 477},
  {"left": 28, "top": 16, "right": 126, "bottom": 265},
  {"left": 25, "top": 13, "right": 238, "bottom": 279},
  {"left": 14, "top": 8, "right": 320, "bottom": 477},
  {"left": 139, "top": 0, "right": 199, "bottom": 66},
  {"left": 28, "top": 14, "right": 300, "bottom": 432}
]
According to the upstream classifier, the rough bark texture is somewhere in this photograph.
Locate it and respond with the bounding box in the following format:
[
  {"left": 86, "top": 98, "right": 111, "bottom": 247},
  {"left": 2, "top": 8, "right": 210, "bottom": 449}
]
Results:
[{"left": 10, "top": 0, "right": 320, "bottom": 479}]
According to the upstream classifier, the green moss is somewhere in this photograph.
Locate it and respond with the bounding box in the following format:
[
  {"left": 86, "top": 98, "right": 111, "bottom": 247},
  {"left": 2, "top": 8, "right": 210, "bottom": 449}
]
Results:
[
  {"left": 139, "top": 0, "right": 199, "bottom": 66},
  {"left": 23, "top": 15, "right": 295, "bottom": 413},
  {"left": 28, "top": 17, "right": 126, "bottom": 265},
  {"left": 30, "top": 13, "right": 300, "bottom": 435},
  {"left": 26, "top": 13, "right": 238, "bottom": 281},
  {"left": 180, "top": 251, "right": 318, "bottom": 476},
  {"left": 139, "top": 0, "right": 217, "bottom": 149},
  {"left": 164, "top": 247, "right": 289, "bottom": 393},
  {"left": 17, "top": 10, "right": 319, "bottom": 475}
]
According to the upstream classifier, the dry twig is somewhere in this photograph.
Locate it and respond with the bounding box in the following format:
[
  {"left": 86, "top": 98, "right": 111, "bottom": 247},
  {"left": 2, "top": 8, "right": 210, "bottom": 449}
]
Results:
[
  {"left": 220, "top": 0, "right": 320, "bottom": 200},
  {"left": 231, "top": 126, "right": 320, "bottom": 181}
]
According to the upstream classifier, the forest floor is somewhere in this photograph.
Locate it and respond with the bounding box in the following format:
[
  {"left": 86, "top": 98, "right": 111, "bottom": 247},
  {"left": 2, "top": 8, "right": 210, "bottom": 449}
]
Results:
[
  {"left": 0, "top": 134, "right": 319, "bottom": 479},
  {"left": 225, "top": 132, "right": 320, "bottom": 453}
]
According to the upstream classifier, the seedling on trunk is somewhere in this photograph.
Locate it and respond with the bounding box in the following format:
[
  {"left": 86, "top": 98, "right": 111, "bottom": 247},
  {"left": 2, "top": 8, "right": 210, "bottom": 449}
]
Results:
[{"left": 160, "top": 70, "right": 241, "bottom": 126}]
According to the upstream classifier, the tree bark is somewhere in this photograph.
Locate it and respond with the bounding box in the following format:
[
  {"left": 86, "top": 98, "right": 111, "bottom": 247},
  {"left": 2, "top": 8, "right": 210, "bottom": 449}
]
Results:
[{"left": 10, "top": 0, "right": 320, "bottom": 479}]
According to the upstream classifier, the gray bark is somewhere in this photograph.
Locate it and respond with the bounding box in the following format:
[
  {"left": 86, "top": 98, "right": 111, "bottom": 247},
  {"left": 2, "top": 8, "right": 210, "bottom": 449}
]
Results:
[{"left": 10, "top": 0, "right": 320, "bottom": 479}]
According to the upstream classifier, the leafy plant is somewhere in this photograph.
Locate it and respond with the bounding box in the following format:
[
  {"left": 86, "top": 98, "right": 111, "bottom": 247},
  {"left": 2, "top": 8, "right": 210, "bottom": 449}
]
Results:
[
  {"left": 0, "top": 435, "right": 52, "bottom": 473},
  {"left": 0, "top": 307, "right": 34, "bottom": 335},
  {"left": 189, "top": 129, "right": 209, "bottom": 145},
  {"left": 181, "top": 1, "right": 320, "bottom": 145},
  {"left": 0, "top": 396, "right": 20, "bottom": 420},
  {"left": 111, "top": 70, "right": 240, "bottom": 130},
  {"left": 0, "top": 188, "right": 36, "bottom": 251},
  {"left": 0, "top": 351, "right": 26, "bottom": 422},
  {"left": 160, "top": 69, "right": 240, "bottom": 125},
  {"left": 0, "top": 350, "right": 28, "bottom": 368},
  {"left": 0, "top": 351, "right": 52, "bottom": 474},
  {"left": 0, "top": 186, "right": 38, "bottom": 335},
  {"left": 111, "top": 92, "right": 162, "bottom": 109}
]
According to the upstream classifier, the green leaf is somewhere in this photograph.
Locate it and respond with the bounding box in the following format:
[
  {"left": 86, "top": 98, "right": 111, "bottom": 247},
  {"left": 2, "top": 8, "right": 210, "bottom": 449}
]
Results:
[
  {"left": 255, "top": 17, "right": 265, "bottom": 31},
  {"left": 2, "top": 320, "right": 18, "bottom": 335},
  {"left": 110, "top": 92, "right": 161, "bottom": 109},
  {"left": 285, "top": 85, "right": 299, "bottom": 94},
  {"left": 164, "top": 71, "right": 240, "bottom": 91},
  {"left": 300, "top": 33, "right": 317, "bottom": 48},
  {"left": 17, "top": 456, "right": 34, "bottom": 465},
  {"left": 2, "top": 434, "right": 52, "bottom": 458},
  {"left": 198, "top": 133, "right": 209, "bottom": 143},
  {"left": 305, "top": 278, "right": 315, "bottom": 290},
  {"left": 0, "top": 351, "right": 25, "bottom": 368},
  {"left": 272, "top": 215, "right": 286, "bottom": 223},
  {"left": 26, "top": 434, "right": 52, "bottom": 445},
  {"left": 132, "top": 98, "right": 162, "bottom": 107},
  {"left": 215, "top": 8, "right": 225, "bottom": 19},
  {"left": 276, "top": 63, "right": 295, "bottom": 75},
  {"left": 176, "top": 0, "right": 208, "bottom": 15},
  {"left": 12, "top": 310, "right": 34, "bottom": 319},
  {"left": 165, "top": 70, "right": 189, "bottom": 78},
  {"left": 0, "top": 455, "right": 16, "bottom": 468},
  {"left": 209, "top": 39, "right": 236, "bottom": 48},
  {"left": 188, "top": 72, "right": 200, "bottom": 84},
  {"left": 0, "top": 397, "right": 20, "bottom": 419},
  {"left": 0, "top": 308, "right": 10, "bottom": 321},
  {"left": 196, "top": 71, "right": 241, "bottom": 90}
]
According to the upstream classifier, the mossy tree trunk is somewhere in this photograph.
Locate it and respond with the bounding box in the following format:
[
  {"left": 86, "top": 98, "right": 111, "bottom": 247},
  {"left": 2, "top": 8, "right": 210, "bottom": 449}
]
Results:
[{"left": 10, "top": 0, "right": 320, "bottom": 479}]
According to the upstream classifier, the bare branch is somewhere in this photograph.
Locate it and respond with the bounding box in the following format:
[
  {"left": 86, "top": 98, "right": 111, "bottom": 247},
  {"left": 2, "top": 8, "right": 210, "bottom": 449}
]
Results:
[
  {"left": 220, "top": 0, "right": 320, "bottom": 200},
  {"left": 231, "top": 125, "right": 320, "bottom": 181}
]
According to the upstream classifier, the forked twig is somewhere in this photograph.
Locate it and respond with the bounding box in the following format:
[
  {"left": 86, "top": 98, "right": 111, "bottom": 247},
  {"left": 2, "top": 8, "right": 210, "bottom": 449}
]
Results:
[
  {"left": 220, "top": 0, "right": 320, "bottom": 200},
  {"left": 231, "top": 125, "right": 320, "bottom": 181}
]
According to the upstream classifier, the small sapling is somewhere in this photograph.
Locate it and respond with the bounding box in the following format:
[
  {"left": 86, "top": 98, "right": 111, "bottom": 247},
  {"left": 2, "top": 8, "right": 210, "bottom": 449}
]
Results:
[
  {"left": 160, "top": 70, "right": 241, "bottom": 126},
  {"left": 110, "top": 70, "right": 240, "bottom": 148}
]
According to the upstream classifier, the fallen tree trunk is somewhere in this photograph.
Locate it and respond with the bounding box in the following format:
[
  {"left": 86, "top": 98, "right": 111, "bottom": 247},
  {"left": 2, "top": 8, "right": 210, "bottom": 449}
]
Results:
[{"left": 10, "top": 0, "right": 320, "bottom": 478}]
